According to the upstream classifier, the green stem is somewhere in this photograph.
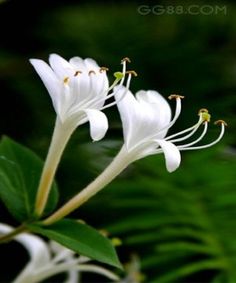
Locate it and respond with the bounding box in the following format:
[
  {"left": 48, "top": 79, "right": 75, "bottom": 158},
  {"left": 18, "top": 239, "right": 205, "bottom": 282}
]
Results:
[
  {"left": 43, "top": 146, "right": 131, "bottom": 225},
  {"left": 34, "top": 118, "right": 74, "bottom": 217},
  {"left": 0, "top": 224, "right": 28, "bottom": 243}
]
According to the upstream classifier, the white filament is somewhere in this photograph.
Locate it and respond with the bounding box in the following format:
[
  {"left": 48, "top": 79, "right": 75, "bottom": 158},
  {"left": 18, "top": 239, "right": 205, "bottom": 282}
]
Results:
[
  {"left": 179, "top": 123, "right": 225, "bottom": 151},
  {"left": 177, "top": 122, "right": 208, "bottom": 148}
]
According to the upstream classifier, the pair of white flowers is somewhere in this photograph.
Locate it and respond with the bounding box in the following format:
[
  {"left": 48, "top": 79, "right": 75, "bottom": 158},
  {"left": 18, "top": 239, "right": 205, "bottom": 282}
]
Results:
[
  {"left": 31, "top": 54, "right": 225, "bottom": 173},
  {"left": 0, "top": 54, "right": 225, "bottom": 283},
  {"left": 30, "top": 54, "right": 226, "bottom": 222}
]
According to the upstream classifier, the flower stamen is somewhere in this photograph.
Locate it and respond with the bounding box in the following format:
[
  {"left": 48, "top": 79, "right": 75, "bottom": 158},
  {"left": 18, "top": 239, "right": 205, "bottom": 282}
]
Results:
[
  {"left": 126, "top": 70, "right": 138, "bottom": 77},
  {"left": 120, "top": 57, "right": 130, "bottom": 85},
  {"left": 198, "top": 108, "right": 209, "bottom": 114},
  {"left": 63, "top": 77, "right": 69, "bottom": 84},
  {"left": 168, "top": 94, "right": 185, "bottom": 100},
  {"left": 199, "top": 108, "right": 211, "bottom": 123},
  {"left": 166, "top": 116, "right": 202, "bottom": 142},
  {"left": 79, "top": 72, "right": 125, "bottom": 111},
  {"left": 214, "top": 119, "right": 228, "bottom": 126},
  {"left": 179, "top": 119, "right": 226, "bottom": 151},
  {"left": 99, "top": 67, "right": 109, "bottom": 73},
  {"left": 178, "top": 122, "right": 208, "bottom": 148},
  {"left": 154, "top": 94, "right": 183, "bottom": 135},
  {"left": 101, "top": 72, "right": 134, "bottom": 110},
  {"left": 88, "top": 70, "right": 96, "bottom": 75},
  {"left": 121, "top": 57, "right": 131, "bottom": 63},
  {"left": 74, "top": 71, "right": 82, "bottom": 76}
]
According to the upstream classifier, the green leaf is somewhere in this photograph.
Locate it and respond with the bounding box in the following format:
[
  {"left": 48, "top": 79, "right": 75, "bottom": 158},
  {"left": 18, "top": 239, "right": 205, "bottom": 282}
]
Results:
[
  {"left": 29, "top": 218, "right": 122, "bottom": 269},
  {"left": 0, "top": 136, "right": 58, "bottom": 221}
]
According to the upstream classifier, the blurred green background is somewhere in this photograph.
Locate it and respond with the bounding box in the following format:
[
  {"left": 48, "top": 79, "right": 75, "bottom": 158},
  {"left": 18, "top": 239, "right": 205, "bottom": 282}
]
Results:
[{"left": 0, "top": 0, "right": 236, "bottom": 282}]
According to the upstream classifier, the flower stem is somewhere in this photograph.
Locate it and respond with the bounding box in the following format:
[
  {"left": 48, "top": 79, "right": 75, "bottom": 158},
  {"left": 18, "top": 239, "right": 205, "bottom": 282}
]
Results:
[
  {"left": 43, "top": 146, "right": 130, "bottom": 225},
  {"left": 34, "top": 118, "right": 74, "bottom": 217},
  {"left": 0, "top": 224, "right": 27, "bottom": 243}
]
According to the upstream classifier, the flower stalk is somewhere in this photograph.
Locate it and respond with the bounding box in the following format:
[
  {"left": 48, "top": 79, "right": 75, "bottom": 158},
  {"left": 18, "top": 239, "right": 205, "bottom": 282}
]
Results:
[
  {"left": 43, "top": 146, "right": 133, "bottom": 225},
  {"left": 34, "top": 118, "right": 74, "bottom": 217}
]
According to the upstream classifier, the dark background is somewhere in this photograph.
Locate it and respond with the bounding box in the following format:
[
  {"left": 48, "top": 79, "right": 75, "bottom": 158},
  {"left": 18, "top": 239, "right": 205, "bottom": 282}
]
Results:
[{"left": 0, "top": 0, "right": 236, "bottom": 282}]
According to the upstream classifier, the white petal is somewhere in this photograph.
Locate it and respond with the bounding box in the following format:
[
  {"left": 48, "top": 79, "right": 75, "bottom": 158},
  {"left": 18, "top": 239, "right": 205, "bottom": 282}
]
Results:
[
  {"left": 84, "top": 58, "right": 99, "bottom": 71},
  {"left": 0, "top": 223, "right": 51, "bottom": 283},
  {"left": 49, "top": 54, "right": 74, "bottom": 79},
  {"left": 82, "top": 109, "right": 108, "bottom": 141},
  {"left": 70, "top": 73, "right": 92, "bottom": 105},
  {"left": 69, "top": 58, "right": 92, "bottom": 104},
  {"left": 115, "top": 86, "right": 140, "bottom": 149},
  {"left": 84, "top": 58, "right": 109, "bottom": 105},
  {"left": 136, "top": 90, "right": 171, "bottom": 138},
  {"left": 155, "top": 140, "right": 181, "bottom": 172},
  {"left": 30, "top": 58, "right": 59, "bottom": 101},
  {"left": 69, "top": 56, "right": 87, "bottom": 71},
  {"left": 115, "top": 88, "right": 172, "bottom": 151}
]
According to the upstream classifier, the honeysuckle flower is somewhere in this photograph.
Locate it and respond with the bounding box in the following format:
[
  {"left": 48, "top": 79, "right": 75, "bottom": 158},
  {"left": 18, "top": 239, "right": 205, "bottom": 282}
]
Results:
[
  {"left": 0, "top": 223, "right": 119, "bottom": 283},
  {"left": 43, "top": 88, "right": 226, "bottom": 224},
  {"left": 114, "top": 87, "right": 226, "bottom": 172},
  {"left": 30, "top": 54, "right": 132, "bottom": 141},
  {"left": 31, "top": 54, "right": 134, "bottom": 216}
]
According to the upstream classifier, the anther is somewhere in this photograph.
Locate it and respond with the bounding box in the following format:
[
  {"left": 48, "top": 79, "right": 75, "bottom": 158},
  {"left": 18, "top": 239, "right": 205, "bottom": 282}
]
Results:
[
  {"left": 198, "top": 108, "right": 211, "bottom": 123},
  {"left": 74, "top": 71, "right": 82, "bottom": 76},
  {"left": 168, "top": 94, "right": 185, "bottom": 100},
  {"left": 198, "top": 108, "right": 209, "bottom": 115},
  {"left": 63, "top": 77, "right": 69, "bottom": 84},
  {"left": 88, "top": 70, "right": 96, "bottom": 75},
  {"left": 121, "top": 57, "right": 131, "bottom": 63},
  {"left": 99, "top": 67, "right": 109, "bottom": 73},
  {"left": 214, "top": 120, "right": 228, "bottom": 126},
  {"left": 126, "top": 70, "right": 138, "bottom": 77}
]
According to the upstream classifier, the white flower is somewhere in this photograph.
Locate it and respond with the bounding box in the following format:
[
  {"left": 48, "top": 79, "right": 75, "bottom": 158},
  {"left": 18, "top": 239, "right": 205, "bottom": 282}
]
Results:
[
  {"left": 42, "top": 89, "right": 226, "bottom": 224},
  {"left": 0, "top": 223, "right": 119, "bottom": 283},
  {"left": 32, "top": 55, "right": 135, "bottom": 217},
  {"left": 115, "top": 88, "right": 226, "bottom": 172},
  {"left": 30, "top": 54, "right": 132, "bottom": 141}
]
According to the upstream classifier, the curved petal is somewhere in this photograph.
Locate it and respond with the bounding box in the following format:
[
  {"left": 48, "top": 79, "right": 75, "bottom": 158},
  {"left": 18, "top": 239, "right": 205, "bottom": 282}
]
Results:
[
  {"left": 49, "top": 54, "right": 74, "bottom": 79},
  {"left": 115, "top": 88, "right": 172, "bottom": 151},
  {"left": 136, "top": 90, "right": 171, "bottom": 138},
  {"left": 155, "top": 140, "right": 181, "bottom": 172},
  {"left": 115, "top": 86, "right": 140, "bottom": 149},
  {"left": 69, "top": 58, "right": 92, "bottom": 104},
  {"left": 82, "top": 109, "right": 108, "bottom": 141},
  {"left": 30, "top": 59, "right": 60, "bottom": 101},
  {"left": 69, "top": 56, "right": 87, "bottom": 72},
  {"left": 84, "top": 58, "right": 109, "bottom": 105},
  {"left": 84, "top": 58, "right": 99, "bottom": 71}
]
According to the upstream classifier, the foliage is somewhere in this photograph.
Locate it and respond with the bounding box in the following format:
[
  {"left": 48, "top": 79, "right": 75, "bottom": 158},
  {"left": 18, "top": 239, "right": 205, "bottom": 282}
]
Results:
[
  {"left": 0, "top": 136, "right": 58, "bottom": 221},
  {"left": 81, "top": 145, "right": 236, "bottom": 282},
  {"left": 29, "top": 219, "right": 122, "bottom": 269}
]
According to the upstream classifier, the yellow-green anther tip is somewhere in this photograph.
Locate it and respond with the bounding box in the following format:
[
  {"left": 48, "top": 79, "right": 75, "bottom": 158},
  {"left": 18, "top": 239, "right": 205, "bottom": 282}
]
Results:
[
  {"left": 201, "top": 112, "right": 211, "bottom": 122},
  {"left": 114, "top": 72, "right": 124, "bottom": 80}
]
